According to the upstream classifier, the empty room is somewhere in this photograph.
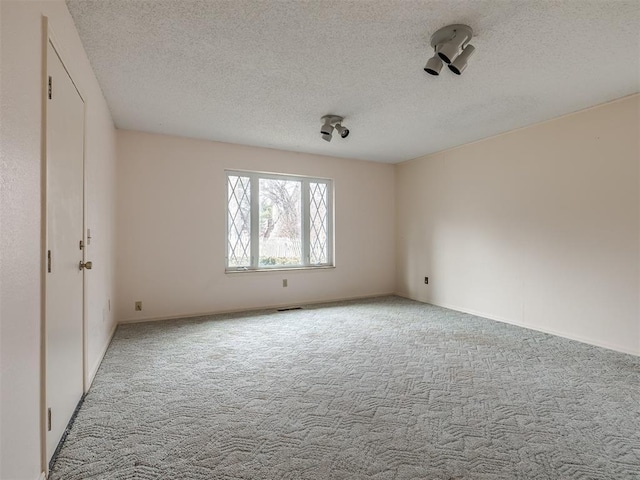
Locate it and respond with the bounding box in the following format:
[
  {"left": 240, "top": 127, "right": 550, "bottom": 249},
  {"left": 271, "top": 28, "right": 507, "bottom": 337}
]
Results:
[{"left": 1, "top": 0, "right": 639, "bottom": 479}]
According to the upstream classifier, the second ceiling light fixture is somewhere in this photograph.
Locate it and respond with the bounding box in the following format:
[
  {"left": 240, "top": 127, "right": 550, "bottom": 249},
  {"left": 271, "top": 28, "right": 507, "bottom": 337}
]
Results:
[
  {"left": 424, "top": 24, "right": 475, "bottom": 76},
  {"left": 320, "top": 115, "right": 350, "bottom": 142}
]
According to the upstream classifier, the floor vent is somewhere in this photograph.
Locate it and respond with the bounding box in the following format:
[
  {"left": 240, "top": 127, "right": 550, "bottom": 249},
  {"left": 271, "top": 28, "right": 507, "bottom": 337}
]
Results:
[{"left": 277, "top": 306, "right": 303, "bottom": 312}]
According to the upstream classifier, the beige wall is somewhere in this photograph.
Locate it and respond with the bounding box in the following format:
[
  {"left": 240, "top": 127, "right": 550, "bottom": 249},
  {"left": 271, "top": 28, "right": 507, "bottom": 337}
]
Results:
[
  {"left": 396, "top": 95, "right": 640, "bottom": 356},
  {"left": 115, "top": 130, "right": 396, "bottom": 323},
  {"left": 0, "top": 1, "right": 117, "bottom": 478}
]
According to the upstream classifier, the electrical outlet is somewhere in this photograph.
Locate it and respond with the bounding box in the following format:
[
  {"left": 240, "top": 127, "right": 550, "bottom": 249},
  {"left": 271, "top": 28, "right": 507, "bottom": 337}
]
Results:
[
  {"left": 282, "top": 279, "right": 288, "bottom": 288},
  {"left": 135, "top": 301, "right": 142, "bottom": 311},
  {"left": 424, "top": 277, "right": 429, "bottom": 284}
]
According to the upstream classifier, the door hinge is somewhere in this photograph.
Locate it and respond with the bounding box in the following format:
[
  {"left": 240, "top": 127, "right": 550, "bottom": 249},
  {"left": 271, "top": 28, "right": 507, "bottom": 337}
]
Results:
[
  {"left": 48, "top": 76, "right": 52, "bottom": 100},
  {"left": 79, "top": 240, "right": 84, "bottom": 250},
  {"left": 47, "top": 250, "right": 52, "bottom": 273},
  {"left": 47, "top": 408, "right": 52, "bottom": 431}
]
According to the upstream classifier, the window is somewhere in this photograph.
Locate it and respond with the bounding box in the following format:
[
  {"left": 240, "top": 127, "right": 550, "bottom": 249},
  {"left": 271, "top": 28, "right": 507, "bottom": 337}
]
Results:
[{"left": 226, "top": 170, "right": 333, "bottom": 271}]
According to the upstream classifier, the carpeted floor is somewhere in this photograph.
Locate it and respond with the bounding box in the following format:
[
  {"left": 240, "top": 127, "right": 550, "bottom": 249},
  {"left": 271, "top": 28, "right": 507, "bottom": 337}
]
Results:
[{"left": 49, "top": 296, "right": 640, "bottom": 479}]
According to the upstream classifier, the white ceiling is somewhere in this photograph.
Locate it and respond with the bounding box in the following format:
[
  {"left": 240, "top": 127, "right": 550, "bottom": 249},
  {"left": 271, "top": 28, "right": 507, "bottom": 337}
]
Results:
[{"left": 66, "top": 0, "right": 640, "bottom": 164}]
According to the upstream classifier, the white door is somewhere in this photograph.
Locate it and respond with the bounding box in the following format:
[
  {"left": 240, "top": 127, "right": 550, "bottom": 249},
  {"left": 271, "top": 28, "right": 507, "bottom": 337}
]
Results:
[{"left": 45, "top": 40, "right": 85, "bottom": 463}]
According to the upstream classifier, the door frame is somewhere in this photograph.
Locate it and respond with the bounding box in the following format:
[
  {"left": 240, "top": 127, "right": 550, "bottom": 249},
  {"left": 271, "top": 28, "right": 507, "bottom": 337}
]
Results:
[{"left": 40, "top": 16, "right": 89, "bottom": 475}]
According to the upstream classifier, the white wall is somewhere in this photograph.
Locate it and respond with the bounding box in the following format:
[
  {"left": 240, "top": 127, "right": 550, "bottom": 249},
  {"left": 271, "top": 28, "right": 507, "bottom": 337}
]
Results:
[
  {"left": 396, "top": 95, "right": 640, "bottom": 356},
  {"left": 0, "top": 1, "right": 117, "bottom": 478},
  {"left": 115, "top": 130, "right": 396, "bottom": 322}
]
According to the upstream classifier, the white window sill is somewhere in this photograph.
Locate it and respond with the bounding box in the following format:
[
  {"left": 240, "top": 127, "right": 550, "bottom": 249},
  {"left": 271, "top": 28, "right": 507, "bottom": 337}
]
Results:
[{"left": 225, "top": 265, "right": 335, "bottom": 274}]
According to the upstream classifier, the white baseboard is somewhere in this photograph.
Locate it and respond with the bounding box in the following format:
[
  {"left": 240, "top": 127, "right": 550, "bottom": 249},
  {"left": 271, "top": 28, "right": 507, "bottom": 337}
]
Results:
[
  {"left": 405, "top": 296, "right": 639, "bottom": 357},
  {"left": 118, "top": 292, "right": 396, "bottom": 325},
  {"left": 87, "top": 323, "right": 118, "bottom": 388}
]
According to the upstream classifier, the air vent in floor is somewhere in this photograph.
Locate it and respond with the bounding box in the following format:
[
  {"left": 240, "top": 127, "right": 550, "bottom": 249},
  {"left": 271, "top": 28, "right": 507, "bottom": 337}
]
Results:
[{"left": 277, "top": 306, "right": 303, "bottom": 312}]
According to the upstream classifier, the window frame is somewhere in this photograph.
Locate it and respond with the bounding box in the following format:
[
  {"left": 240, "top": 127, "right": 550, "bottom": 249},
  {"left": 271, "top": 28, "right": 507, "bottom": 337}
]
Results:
[{"left": 225, "top": 169, "right": 334, "bottom": 272}]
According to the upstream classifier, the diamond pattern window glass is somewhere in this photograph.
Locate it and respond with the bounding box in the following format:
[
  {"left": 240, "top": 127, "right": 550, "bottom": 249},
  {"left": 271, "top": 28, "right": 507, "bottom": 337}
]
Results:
[
  {"left": 309, "top": 182, "right": 328, "bottom": 265},
  {"left": 226, "top": 171, "right": 333, "bottom": 271},
  {"left": 227, "top": 175, "right": 251, "bottom": 267}
]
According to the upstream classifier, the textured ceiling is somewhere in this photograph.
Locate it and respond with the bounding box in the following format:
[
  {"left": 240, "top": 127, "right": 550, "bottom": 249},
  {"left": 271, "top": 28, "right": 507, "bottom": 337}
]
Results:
[{"left": 66, "top": 0, "right": 640, "bottom": 163}]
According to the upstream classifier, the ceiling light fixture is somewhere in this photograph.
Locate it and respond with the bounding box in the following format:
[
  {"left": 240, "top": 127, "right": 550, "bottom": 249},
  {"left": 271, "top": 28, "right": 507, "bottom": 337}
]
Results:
[
  {"left": 320, "top": 115, "right": 349, "bottom": 142},
  {"left": 424, "top": 24, "right": 475, "bottom": 77}
]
